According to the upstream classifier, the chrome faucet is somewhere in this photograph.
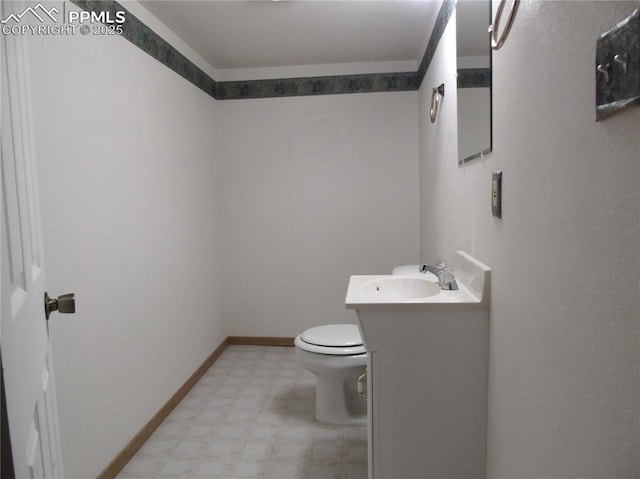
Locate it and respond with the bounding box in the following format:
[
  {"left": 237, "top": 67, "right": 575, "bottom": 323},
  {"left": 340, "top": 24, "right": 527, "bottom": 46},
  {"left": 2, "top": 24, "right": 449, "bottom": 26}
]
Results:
[{"left": 419, "top": 263, "right": 459, "bottom": 290}]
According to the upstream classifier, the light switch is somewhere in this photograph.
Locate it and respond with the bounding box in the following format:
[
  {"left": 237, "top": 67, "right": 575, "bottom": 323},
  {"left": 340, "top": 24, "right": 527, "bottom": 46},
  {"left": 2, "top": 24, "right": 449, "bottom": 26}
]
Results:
[{"left": 492, "top": 171, "right": 502, "bottom": 218}]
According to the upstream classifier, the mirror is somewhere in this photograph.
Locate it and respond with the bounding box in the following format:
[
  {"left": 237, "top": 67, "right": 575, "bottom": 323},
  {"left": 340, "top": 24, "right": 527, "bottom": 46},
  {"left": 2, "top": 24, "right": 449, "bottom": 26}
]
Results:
[{"left": 457, "top": 0, "right": 492, "bottom": 164}]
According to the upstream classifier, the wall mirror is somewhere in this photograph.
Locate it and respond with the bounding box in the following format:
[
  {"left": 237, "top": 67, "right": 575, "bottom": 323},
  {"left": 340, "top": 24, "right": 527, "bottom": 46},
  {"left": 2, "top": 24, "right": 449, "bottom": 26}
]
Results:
[{"left": 457, "top": 0, "right": 492, "bottom": 164}]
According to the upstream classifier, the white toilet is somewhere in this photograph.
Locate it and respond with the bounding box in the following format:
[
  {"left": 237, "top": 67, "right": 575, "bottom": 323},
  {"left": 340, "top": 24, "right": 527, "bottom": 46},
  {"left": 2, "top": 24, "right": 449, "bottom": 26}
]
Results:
[{"left": 294, "top": 324, "right": 367, "bottom": 425}]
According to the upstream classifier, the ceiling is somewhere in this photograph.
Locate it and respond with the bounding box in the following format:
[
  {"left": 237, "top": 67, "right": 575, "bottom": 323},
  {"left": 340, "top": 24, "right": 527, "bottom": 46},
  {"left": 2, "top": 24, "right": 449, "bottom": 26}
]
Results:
[{"left": 140, "top": 1, "right": 444, "bottom": 72}]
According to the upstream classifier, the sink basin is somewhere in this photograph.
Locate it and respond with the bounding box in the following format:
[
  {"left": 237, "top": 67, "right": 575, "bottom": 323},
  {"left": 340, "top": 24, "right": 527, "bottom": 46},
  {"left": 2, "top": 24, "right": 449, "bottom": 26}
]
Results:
[
  {"left": 363, "top": 276, "right": 440, "bottom": 300},
  {"left": 345, "top": 250, "right": 491, "bottom": 310}
]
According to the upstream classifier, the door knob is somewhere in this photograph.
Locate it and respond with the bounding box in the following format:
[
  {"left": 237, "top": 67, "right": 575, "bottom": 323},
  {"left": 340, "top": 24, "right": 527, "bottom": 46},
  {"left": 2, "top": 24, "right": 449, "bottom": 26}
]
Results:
[{"left": 44, "top": 292, "right": 75, "bottom": 320}]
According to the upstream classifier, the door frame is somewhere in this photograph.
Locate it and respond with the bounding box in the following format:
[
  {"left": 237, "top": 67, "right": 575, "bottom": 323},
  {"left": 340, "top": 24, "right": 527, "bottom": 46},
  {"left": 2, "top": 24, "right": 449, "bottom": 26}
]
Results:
[{"left": 1, "top": 352, "right": 16, "bottom": 479}]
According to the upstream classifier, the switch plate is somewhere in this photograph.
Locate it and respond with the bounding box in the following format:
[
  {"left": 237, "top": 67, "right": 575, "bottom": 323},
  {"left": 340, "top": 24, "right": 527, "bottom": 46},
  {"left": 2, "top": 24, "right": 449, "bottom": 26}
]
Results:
[{"left": 492, "top": 171, "right": 502, "bottom": 218}]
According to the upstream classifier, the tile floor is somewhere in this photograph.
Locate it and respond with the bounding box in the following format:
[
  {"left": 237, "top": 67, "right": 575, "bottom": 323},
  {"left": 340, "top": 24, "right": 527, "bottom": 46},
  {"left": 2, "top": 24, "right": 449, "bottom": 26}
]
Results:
[{"left": 117, "top": 345, "right": 368, "bottom": 479}]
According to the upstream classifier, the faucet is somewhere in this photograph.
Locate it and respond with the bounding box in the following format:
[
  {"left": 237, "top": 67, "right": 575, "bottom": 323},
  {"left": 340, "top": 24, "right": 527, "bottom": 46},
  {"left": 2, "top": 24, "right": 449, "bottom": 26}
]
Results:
[{"left": 419, "top": 263, "right": 459, "bottom": 290}]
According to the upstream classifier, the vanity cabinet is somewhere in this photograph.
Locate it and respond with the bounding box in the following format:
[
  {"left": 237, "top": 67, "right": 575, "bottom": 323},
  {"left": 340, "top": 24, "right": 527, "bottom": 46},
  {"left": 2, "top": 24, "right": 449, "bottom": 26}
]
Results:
[
  {"left": 346, "top": 251, "right": 491, "bottom": 478},
  {"left": 361, "top": 309, "right": 489, "bottom": 479}
]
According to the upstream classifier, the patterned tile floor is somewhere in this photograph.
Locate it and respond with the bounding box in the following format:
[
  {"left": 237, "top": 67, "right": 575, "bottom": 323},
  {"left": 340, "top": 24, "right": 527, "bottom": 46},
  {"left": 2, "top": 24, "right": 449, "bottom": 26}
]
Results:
[{"left": 117, "top": 345, "right": 368, "bottom": 479}]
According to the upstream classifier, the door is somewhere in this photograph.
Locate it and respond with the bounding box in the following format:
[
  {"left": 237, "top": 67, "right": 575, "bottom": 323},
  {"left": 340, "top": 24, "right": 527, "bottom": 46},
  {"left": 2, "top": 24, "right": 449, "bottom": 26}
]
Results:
[{"left": 1, "top": 1, "right": 65, "bottom": 477}]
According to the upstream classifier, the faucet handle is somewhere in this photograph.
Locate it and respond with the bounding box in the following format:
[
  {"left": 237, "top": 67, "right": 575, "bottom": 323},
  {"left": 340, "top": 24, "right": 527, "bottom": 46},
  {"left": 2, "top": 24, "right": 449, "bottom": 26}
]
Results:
[
  {"left": 436, "top": 266, "right": 459, "bottom": 290},
  {"left": 437, "top": 266, "right": 453, "bottom": 280}
]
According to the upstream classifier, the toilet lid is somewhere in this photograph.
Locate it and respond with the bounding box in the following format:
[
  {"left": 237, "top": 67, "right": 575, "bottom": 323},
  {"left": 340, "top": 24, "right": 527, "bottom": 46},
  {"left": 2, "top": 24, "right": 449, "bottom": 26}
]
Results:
[
  {"left": 300, "top": 324, "right": 363, "bottom": 347},
  {"left": 296, "top": 324, "right": 366, "bottom": 355}
]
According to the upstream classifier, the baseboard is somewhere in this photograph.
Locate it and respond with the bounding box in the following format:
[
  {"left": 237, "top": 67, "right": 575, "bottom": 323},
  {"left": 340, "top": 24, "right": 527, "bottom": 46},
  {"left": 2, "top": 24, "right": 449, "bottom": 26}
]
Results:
[
  {"left": 97, "top": 336, "right": 294, "bottom": 478},
  {"left": 228, "top": 336, "right": 295, "bottom": 347},
  {"left": 97, "top": 337, "right": 230, "bottom": 479}
]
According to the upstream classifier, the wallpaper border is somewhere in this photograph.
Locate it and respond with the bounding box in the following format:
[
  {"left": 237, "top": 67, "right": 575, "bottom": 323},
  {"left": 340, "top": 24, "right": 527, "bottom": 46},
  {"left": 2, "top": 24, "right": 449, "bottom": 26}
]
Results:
[{"left": 71, "top": 0, "right": 455, "bottom": 100}]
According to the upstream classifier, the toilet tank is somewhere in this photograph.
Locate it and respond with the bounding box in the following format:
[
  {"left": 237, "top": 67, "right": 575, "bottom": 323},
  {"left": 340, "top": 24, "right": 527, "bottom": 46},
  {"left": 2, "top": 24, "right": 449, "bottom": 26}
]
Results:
[
  {"left": 391, "top": 264, "right": 438, "bottom": 281},
  {"left": 391, "top": 264, "right": 421, "bottom": 275}
]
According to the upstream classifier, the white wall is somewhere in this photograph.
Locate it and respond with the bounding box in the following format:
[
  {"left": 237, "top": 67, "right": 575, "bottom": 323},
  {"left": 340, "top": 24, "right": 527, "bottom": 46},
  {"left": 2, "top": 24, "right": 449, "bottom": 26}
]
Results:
[
  {"left": 27, "top": 6, "right": 225, "bottom": 477},
  {"left": 420, "top": 2, "right": 639, "bottom": 477},
  {"left": 219, "top": 93, "right": 420, "bottom": 336},
  {"left": 27, "top": 4, "right": 420, "bottom": 476}
]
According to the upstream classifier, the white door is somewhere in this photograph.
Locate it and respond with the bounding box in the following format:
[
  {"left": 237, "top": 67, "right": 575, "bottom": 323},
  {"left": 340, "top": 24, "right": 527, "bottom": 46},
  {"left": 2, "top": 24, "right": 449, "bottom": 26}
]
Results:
[{"left": 1, "top": 2, "right": 67, "bottom": 477}]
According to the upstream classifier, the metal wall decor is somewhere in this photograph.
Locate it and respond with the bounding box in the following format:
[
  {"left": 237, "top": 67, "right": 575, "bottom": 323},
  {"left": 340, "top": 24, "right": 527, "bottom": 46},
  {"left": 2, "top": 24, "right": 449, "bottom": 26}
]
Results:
[
  {"left": 430, "top": 83, "right": 445, "bottom": 123},
  {"left": 489, "top": 0, "right": 519, "bottom": 50},
  {"left": 595, "top": 4, "right": 640, "bottom": 121}
]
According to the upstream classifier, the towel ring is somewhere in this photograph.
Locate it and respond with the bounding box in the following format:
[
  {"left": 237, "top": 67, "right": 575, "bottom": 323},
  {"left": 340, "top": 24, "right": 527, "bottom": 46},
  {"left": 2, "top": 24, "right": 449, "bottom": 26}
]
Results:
[
  {"left": 430, "top": 83, "right": 445, "bottom": 123},
  {"left": 489, "top": 0, "right": 520, "bottom": 50}
]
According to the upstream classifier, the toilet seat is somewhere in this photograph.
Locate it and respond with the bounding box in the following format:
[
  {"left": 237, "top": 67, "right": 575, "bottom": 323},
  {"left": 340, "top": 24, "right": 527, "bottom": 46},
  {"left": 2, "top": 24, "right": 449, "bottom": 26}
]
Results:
[{"left": 295, "top": 324, "right": 366, "bottom": 356}]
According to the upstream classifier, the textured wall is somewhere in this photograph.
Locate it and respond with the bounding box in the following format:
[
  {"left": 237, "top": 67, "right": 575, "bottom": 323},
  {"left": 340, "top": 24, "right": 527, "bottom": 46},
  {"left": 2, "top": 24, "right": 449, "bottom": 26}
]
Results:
[
  {"left": 27, "top": 6, "right": 421, "bottom": 475},
  {"left": 28, "top": 6, "right": 225, "bottom": 476},
  {"left": 419, "top": 2, "right": 639, "bottom": 477},
  {"left": 219, "top": 92, "right": 420, "bottom": 336}
]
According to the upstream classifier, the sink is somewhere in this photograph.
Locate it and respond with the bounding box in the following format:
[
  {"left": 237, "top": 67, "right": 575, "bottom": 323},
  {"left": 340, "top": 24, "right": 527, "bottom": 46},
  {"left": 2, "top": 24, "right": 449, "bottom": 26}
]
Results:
[
  {"left": 363, "top": 276, "right": 440, "bottom": 300},
  {"left": 345, "top": 250, "right": 491, "bottom": 478},
  {"left": 345, "top": 250, "right": 490, "bottom": 310}
]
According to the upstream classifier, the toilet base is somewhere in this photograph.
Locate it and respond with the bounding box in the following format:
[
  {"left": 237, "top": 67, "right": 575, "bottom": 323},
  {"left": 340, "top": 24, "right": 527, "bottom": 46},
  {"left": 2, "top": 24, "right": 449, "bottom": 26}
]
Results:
[
  {"left": 314, "top": 373, "right": 367, "bottom": 425},
  {"left": 294, "top": 347, "right": 367, "bottom": 426}
]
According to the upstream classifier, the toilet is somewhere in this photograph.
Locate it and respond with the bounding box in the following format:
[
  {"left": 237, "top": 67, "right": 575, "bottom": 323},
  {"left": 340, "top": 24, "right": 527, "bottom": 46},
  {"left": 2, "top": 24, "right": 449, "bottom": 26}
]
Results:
[{"left": 294, "top": 324, "right": 367, "bottom": 425}]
